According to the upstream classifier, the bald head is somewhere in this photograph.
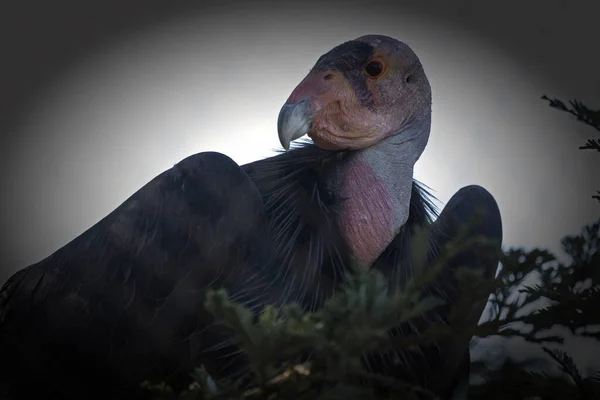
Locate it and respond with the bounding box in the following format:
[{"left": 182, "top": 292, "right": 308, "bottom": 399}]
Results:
[{"left": 278, "top": 34, "right": 431, "bottom": 152}]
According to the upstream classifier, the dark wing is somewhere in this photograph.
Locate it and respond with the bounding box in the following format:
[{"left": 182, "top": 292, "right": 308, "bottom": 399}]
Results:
[
  {"left": 370, "top": 184, "right": 502, "bottom": 397},
  {"left": 0, "top": 141, "right": 496, "bottom": 399},
  {"left": 0, "top": 152, "right": 275, "bottom": 399}
]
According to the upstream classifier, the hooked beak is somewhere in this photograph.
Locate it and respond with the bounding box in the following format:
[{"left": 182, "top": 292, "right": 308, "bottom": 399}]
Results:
[{"left": 277, "top": 98, "right": 312, "bottom": 151}]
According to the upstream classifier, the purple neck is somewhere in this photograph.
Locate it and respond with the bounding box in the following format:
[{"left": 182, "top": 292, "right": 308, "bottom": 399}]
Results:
[{"left": 336, "top": 118, "right": 431, "bottom": 268}]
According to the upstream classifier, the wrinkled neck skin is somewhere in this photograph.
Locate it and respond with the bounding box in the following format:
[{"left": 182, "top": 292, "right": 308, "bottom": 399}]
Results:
[{"left": 337, "top": 115, "right": 431, "bottom": 269}]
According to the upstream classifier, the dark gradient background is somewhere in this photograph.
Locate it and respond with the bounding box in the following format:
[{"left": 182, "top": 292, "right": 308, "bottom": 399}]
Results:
[{"left": 1, "top": 0, "right": 599, "bottom": 377}]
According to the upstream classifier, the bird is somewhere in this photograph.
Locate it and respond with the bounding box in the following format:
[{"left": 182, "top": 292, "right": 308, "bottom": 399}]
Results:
[{"left": 0, "top": 34, "right": 502, "bottom": 399}]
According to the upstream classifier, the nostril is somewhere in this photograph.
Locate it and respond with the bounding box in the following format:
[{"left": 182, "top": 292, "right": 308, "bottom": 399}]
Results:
[{"left": 323, "top": 73, "right": 334, "bottom": 81}]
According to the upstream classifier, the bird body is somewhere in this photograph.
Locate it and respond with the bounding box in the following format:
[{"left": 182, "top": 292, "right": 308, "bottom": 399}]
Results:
[{"left": 0, "top": 35, "right": 502, "bottom": 399}]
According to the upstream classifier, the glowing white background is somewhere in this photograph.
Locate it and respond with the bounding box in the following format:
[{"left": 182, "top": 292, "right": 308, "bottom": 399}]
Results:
[{"left": 1, "top": 2, "right": 599, "bottom": 375}]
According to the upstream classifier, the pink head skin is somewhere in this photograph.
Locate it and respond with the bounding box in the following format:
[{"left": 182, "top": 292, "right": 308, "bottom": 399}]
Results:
[
  {"left": 278, "top": 34, "right": 432, "bottom": 152},
  {"left": 277, "top": 35, "right": 433, "bottom": 268}
]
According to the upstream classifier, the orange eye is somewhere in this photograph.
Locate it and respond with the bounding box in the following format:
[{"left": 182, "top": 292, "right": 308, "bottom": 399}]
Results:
[{"left": 364, "top": 60, "right": 384, "bottom": 78}]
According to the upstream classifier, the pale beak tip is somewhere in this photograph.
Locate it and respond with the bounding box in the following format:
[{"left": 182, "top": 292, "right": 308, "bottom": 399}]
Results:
[{"left": 277, "top": 99, "right": 312, "bottom": 151}]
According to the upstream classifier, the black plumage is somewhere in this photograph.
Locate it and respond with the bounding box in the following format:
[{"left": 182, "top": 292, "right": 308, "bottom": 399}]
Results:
[
  {"left": 0, "top": 34, "right": 503, "bottom": 400},
  {"left": 0, "top": 143, "right": 499, "bottom": 399}
]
